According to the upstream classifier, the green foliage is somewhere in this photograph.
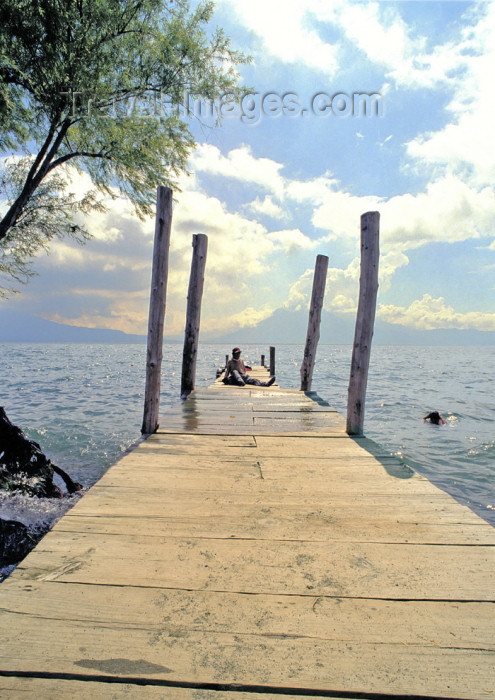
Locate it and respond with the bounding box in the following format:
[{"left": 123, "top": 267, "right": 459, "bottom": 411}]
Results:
[
  {"left": 0, "top": 158, "right": 96, "bottom": 293},
  {"left": 0, "top": 0, "right": 248, "bottom": 290}
]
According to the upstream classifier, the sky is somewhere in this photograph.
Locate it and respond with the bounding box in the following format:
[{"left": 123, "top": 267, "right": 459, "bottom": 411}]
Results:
[{"left": 1, "top": 0, "right": 495, "bottom": 340}]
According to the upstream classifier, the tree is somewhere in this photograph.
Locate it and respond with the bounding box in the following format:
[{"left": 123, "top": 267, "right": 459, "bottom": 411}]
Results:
[{"left": 0, "top": 0, "right": 247, "bottom": 290}]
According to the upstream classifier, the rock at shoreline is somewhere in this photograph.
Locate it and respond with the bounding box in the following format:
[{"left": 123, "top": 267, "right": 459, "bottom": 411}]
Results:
[
  {"left": 0, "top": 407, "right": 82, "bottom": 498},
  {"left": 0, "top": 408, "right": 84, "bottom": 579},
  {"left": 0, "top": 517, "right": 49, "bottom": 566}
]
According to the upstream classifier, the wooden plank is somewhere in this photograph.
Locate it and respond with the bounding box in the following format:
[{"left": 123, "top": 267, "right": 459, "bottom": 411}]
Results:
[
  {"left": 156, "top": 427, "right": 347, "bottom": 436},
  {"left": 57, "top": 489, "right": 491, "bottom": 524},
  {"left": 86, "top": 476, "right": 476, "bottom": 504},
  {"left": 0, "top": 678, "right": 326, "bottom": 700},
  {"left": 0, "top": 604, "right": 493, "bottom": 698},
  {"left": 252, "top": 416, "right": 344, "bottom": 427},
  {"left": 53, "top": 512, "right": 495, "bottom": 544},
  {"left": 141, "top": 434, "right": 258, "bottom": 452},
  {"left": 251, "top": 406, "right": 340, "bottom": 413},
  {"left": 95, "top": 465, "right": 439, "bottom": 495},
  {"left": 59, "top": 480, "right": 483, "bottom": 515},
  {"left": 146, "top": 432, "right": 387, "bottom": 451},
  {"left": 161, "top": 415, "right": 257, "bottom": 426},
  {"left": 97, "top": 454, "right": 438, "bottom": 489},
  {"left": 156, "top": 396, "right": 346, "bottom": 433},
  {"left": 245, "top": 435, "right": 398, "bottom": 457},
  {"left": 13, "top": 531, "right": 495, "bottom": 600},
  {"left": 161, "top": 411, "right": 344, "bottom": 425},
  {"left": 2, "top": 581, "right": 493, "bottom": 649}
]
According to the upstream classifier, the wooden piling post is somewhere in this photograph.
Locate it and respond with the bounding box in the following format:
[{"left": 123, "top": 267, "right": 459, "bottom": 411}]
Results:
[
  {"left": 141, "top": 187, "right": 173, "bottom": 434},
  {"left": 261, "top": 354, "right": 265, "bottom": 367},
  {"left": 347, "top": 211, "right": 380, "bottom": 436},
  {"left": 270, "top": 346, "right": 276, "bottom": 377},
  {"left": 181, "top": 234, "right": 208, "bottom": 398},
  {"left": 300, "top": 254, "right": 329, "bottom": 391}
]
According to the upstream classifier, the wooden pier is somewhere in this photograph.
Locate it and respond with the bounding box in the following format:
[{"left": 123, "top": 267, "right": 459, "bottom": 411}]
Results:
[{"left": 1, "top": 369, "right": 494, "bottom": 698}]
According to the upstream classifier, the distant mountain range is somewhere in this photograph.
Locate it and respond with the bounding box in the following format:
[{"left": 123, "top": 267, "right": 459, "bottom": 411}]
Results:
[
  {"left": 1, "top": 306, "right": 494, "bottom": 345},
  {"left": 0, "top": 308, "right": 147, "bottom": 343}
]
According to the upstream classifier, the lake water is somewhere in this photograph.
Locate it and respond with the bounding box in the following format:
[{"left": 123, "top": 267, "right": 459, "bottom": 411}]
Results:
[{"left": 1, "top": 342, "right": 494, "bottom": 543}]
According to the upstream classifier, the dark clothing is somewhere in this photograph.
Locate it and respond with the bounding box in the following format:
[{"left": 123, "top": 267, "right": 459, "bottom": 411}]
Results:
[{"left": 225, "top": 369, "right": 263, "bottom": 386}]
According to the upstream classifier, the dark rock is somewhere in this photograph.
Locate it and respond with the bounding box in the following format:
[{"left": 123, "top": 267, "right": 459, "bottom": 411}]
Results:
[
  {"left": 0, "top": 407, "right": 82, "bottom": 497},
  {"left": 0, "top": 409, "right": 84, "bottom": 576},
  {"left": 0, "top": 517, "right": 49, "bottom": 565}
]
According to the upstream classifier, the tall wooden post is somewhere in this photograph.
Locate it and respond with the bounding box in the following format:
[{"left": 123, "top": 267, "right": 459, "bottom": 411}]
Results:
[
  {"left": 270, "top": 346, "right": 276, "bottom": 377},
  {"left": 261, "top": 354, "right": 265, "bottom": 367},
  {"left": 181, "top": 234, "right": 208, "bottom": 398},
  {"left": 141, "top": 187, "right": 173, "bottom": 434},
  {"left": 347, "top": 211, "right": 380, "bottom": 436},
  {"left": 300, "top": 254, "right": 329, "bottom": 391}
]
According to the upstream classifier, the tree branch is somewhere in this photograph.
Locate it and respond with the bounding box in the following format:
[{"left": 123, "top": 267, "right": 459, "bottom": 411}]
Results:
[
  {"left": 0, "top": 118, "right": 71, "bottom": 242},
  {"left": 47, "top": 150, "right": 114, "bottom": 173}
]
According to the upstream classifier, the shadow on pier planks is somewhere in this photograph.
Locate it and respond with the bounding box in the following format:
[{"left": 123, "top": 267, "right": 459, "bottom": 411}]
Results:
[{"left": 0, "top": 370, "right": 494, "bottom": 699}]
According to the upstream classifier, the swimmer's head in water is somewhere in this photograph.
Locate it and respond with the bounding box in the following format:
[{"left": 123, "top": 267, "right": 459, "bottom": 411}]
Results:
[{"left": 424, "top": 411, "right": 445, "bottom": 425}]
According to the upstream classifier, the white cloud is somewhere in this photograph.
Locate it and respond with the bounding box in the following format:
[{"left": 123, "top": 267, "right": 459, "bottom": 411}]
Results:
[
  {"left": 219, "top": 0, "right": 473, "bottom": 91},
  {"left": 286, "top": 175, "right": 381, "bottom": 245},
  {"left": 266, "top": 229, "right": 319, "bottom": 254},
  {"left": 378, "top": 294, "right": 495, "bottom": 331},
  {"left": 321, "top": 250, "right": 406, "bottom": 314},
  {"left": 286, "top": 249, "right": 410, "bottom": 317},
  {"left": 42, "top": 242, "right": 86, "bottom": 266},
  {"left": 45, "top": 238, "right": 152, "bottom": 272},
  {"left": 218, "top": 0, "right": 340, "bottom": 74},
  {"left": 190, "top": 144, "right": 286, "bottom": 198},
  {"left": 325, "top": 260, "right": 361, "bottom": 313},
  {"left": 286, "top": 171, "right": 495, "bottom": 255},
  {"left": 379, "top": 251, "right": 409, "bottom": 292},
  {"left": 337, "top": 3, "right": 417, "bottom": 81},
  {"left": 406, "top": 4, "right": 495, "bottom": 186},
  {"left": 285, "top": 267, "right": 317, "bottom": 312},
  {"left": 335, "top": 2, "right": 470, "bottom": 90},
  {"left": 381, "top": 177, "right": 495, "bottom": 251},
  {"left": 191, "top": 142, "right": 495, "bottom": 269},
  {"left": 202, "top": 304, "right": 277, "bottom": 335},
  {"left": 246, "top": 195, "right": 286, "bottom": 220},
  {"left": 285, "top": 259, "right": 360, "bottom": 314},
  {"left": 174, "top": 187, "right": 275, "bottom": 276}
]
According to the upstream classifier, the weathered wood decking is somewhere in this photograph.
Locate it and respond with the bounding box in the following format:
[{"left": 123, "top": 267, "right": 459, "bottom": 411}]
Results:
[{"left": 1, "top": 369, "right": 494, "bottom": 699}]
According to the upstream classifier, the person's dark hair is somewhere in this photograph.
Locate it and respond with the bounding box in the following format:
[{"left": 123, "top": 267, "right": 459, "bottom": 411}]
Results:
[{"left": 424, "top": 411, "right": 443, "bottom": 425}]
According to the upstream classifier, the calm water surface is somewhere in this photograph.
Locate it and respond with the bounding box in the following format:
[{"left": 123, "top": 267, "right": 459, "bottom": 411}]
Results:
[{"left": 1, "top": 343, "right": 494, "bottom": 534}]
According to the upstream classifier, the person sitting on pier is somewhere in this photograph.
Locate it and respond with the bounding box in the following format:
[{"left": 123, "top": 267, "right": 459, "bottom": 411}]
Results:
[
  {"left": 423, "top": 411, "right": 447, "bottom": 425},
  {"left": 223, "top": 348, "right": 275, "bottom": 387}
]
